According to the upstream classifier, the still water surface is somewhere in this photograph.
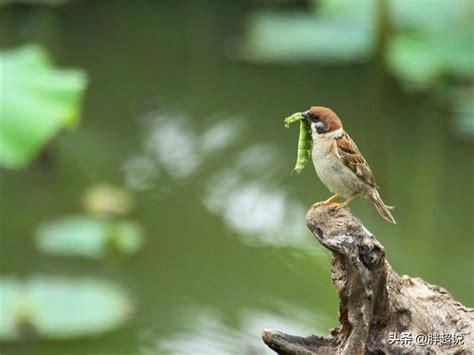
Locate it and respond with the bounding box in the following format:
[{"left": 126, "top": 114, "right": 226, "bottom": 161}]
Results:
[{"left": 1, "top": 1, "right": 472, "bottom": 354}]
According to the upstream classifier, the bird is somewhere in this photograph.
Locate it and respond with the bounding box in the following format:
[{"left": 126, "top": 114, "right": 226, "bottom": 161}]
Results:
[{"left": 302, "top": 106, "right": 396, "bottom": 224}]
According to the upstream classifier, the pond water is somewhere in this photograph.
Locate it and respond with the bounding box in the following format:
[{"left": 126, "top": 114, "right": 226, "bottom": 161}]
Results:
[{"left": 1, "top": 1, "right": 472, "bottom": 354}]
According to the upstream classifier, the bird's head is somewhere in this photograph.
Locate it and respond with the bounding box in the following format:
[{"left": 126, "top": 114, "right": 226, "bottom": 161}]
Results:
[{"left": 302, "top": 106, "right": 343, "bottom": 137}]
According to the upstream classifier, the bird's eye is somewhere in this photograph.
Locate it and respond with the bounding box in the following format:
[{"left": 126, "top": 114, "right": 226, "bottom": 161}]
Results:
[{"left": 311, "top": 115, "right": 320, "bottom": 122}]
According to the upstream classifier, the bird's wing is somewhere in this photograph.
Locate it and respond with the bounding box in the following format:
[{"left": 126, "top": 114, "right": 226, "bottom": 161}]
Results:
[{"left": 335, "top": 132, "right": 377, "bottom": 188}]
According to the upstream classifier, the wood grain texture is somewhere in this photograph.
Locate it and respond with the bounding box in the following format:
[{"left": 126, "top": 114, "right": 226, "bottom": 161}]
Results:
[{"left": 262, "top": 205, "right": 473, "bottom": 354}]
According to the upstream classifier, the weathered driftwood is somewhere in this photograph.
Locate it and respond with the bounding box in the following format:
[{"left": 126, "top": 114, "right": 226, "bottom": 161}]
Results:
[{"left": 262, "top": 205, "right": 473, "bottom": 354}]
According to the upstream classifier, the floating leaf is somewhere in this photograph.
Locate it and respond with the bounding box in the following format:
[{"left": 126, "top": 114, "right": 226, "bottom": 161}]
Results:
[
  {"left": 241, "top": 13, "right": 375, "bottom": 63},
  {"left": 0, "top": 44, "right": 87, "bottom": 169},
  {"left": 387, "top": 29, "right": 474, "bottom": 90},
  {"left": 241, "top": 0, "right": 377, "bottom": 63},
  {"left": 35, "top": 216, "right": 144, "bottom": 258},
  {"left": 453, "top": 94, "right": 474, "bottom": 138},
  {"left": 386, "top": 34, "right": 444, "bottom": 90},
  {"left": 314, "top": 0, "right": 375, "bottom": 25},
  {"left": 108, "top": 220, "right": 144, "bottom": 255},
  {"left": 0, "top": 278, "right": 21, "bottom": 340},
  {"left": 0, "top": 277, "right": 132, "bottom": 341},
  {"left": 388, "top": 0, "right": 472, "bottom": 31},
  {"left": 82, "top": 185, "right": 136, "bottom": 217}
]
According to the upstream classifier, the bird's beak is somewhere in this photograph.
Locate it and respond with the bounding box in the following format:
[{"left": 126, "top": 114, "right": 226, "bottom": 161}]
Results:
[{"left": 302, "top": 111, "right": 310, "bottom": 121}]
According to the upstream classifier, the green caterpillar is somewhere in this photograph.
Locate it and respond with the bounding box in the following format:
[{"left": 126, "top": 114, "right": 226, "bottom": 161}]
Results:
[{"left": 284, "top": 112, "right": 312, "bottom": 175}]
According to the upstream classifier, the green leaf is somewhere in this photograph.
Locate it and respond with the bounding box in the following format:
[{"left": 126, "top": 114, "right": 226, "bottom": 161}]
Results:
[
  {"left": 315, "top": 0, "right": 376, "bottom": 25},
  {"left": 387, "top": 34, "right": 444, "bottom": 89},
  {"left": 109, "top": 220, "right": 144, "bottom": 255},
  {"left": 454, "top": 93, "right": 474, "bottom": 138},
  {"left": 35, "top": 216, "right": 144, "bottom": 259},
  {"left": 389, "top": 0, "right": 473, "bottom": 31},
  {"left": 0, "top": 44, "right": 87, "bottom": 169},
  {"left": 387, "top": 29, "right": 474, "bottom": 90},
  {"left": 82, "top": 184, "right": 136, "bottom": 217},
  {"left": 0, "top": 277, "right": 132, "bottom": 340},
  {"left": 241, "top": 13, "right": 375, "bottom": 63}
]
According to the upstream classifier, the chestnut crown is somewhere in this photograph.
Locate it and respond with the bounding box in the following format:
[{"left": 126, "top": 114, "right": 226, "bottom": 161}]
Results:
[{"left": 303, "top": 106, "right": 342, "bottom": 134}]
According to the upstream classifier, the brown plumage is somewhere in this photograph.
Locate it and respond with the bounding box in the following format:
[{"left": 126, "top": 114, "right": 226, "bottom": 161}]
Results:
[
  {"left": 336, "top": 133, "right": 377, "bottom": 188},
  {"left": 303, "top": 106, "right": 396, "bottom": 224},
  {"left": 308, "top": 106, "right": 342, "bottom": 132}
]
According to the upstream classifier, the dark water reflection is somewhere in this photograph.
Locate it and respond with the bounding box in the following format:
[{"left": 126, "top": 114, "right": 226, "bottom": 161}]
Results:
[{"left": 0, "top": 1, "right": 472, "bottom": 354}]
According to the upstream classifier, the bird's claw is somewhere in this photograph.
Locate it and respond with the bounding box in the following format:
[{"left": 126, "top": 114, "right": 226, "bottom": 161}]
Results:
[
  {"left": 311, "top": 194, "right": 340, "bottom": 209},
  {"left": 311, "top": 201, "right": 329, "bottom": 209},
  {"left": 312, "top": 202, "right": 345, "bottom": 210},
  {"left": 330, "top": 196, "right": 355, "bottom": 210},
  {"left": 332, "top": 203, "right": 347, "bottom": 210}
]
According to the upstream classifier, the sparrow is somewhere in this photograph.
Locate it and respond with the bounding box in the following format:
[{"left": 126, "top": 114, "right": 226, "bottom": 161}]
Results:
[{"left": 302, "top": 106, "right": 396, "bottom": 224}]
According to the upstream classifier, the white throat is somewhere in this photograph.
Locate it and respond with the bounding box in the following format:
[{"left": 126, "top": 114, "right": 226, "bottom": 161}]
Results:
[{"left": 310, "top": 125, "right": 343, "bottom": 140}]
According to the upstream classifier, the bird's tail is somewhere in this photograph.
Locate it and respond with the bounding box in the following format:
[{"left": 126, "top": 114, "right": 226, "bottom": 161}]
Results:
[{"left": 369, "top": 190, "right": 396, "bottom": 224}]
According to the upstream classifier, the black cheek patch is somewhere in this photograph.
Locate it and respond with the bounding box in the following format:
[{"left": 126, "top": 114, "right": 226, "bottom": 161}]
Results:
[{"left": 316, "top": 121, "right": 329, "bottom": 134}]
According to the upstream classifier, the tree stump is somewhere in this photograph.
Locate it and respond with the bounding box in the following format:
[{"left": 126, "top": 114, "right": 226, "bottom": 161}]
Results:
[{"left": 262, "top": 205, "right": 473, "bottom": 354}]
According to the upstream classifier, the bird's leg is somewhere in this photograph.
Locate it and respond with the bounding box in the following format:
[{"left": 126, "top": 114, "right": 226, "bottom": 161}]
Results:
[
  {"left": 312, "top": 193, "right": 339, "bottom": 208},
  {"left": 324, "top": 193, "right": 340, "bottom": 204},
  {"left": 333, "top": 195, "right": 355, "bottom": 210}
]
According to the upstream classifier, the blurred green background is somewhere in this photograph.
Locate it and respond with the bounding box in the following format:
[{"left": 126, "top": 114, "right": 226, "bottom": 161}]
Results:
[{"left": 0, "top": 1, "right": 473, "bottom": 354}]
